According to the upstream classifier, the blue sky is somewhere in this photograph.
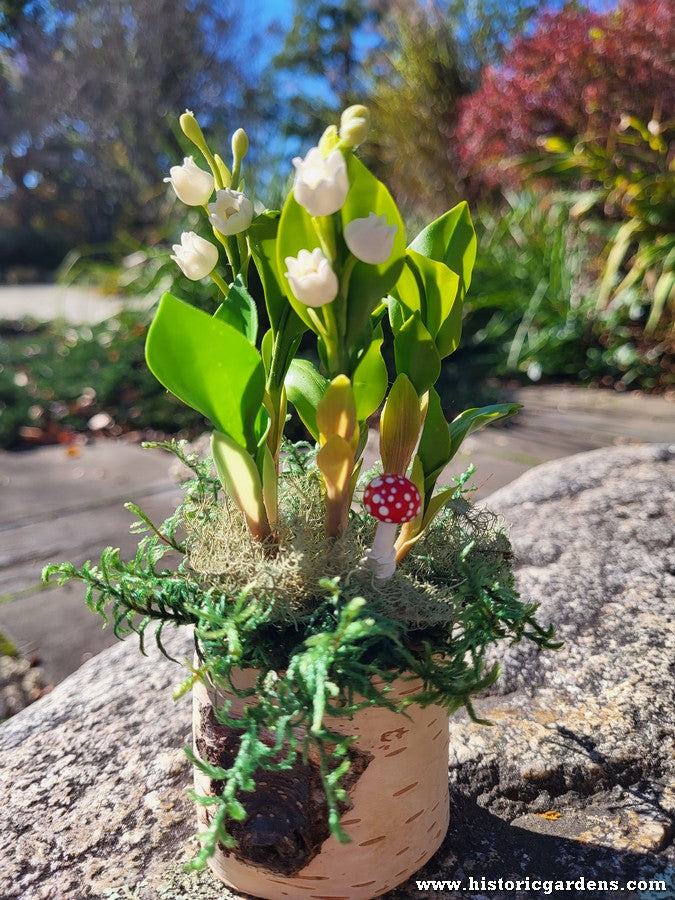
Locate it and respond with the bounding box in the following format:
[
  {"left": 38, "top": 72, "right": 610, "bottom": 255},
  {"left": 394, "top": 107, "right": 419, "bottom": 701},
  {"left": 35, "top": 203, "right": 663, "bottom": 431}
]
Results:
[{"left": 260, "top": 0, "right": 294, "bottom": 25}]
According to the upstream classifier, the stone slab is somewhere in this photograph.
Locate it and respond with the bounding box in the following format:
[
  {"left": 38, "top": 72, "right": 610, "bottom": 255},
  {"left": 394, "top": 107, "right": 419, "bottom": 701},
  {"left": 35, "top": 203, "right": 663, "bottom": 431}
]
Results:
[
  {"left": 0, "top": 444, "right": 673, "bottom": 899},
  {"left": 0, "top": 441, "right": 183, "bottom": 685},
  {"left": 0, "top": 284, "right": 153, "bottom": 326},
  {"left": 1, "top": 582, "right": 131, "bottom": 685},
  {"left": 0, "top": 441, "right": 180, "bottom": 529}
]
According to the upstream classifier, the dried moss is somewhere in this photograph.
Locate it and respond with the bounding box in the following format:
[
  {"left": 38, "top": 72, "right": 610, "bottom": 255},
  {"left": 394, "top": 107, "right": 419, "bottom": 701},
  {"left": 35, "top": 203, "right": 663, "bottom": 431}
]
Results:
[{"left": 184, "top": 456, "right": 513, "bottom": 631}]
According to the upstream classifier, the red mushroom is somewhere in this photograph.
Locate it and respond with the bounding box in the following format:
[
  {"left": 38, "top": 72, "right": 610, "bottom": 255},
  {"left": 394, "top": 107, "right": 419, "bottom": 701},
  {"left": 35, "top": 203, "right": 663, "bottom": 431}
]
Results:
[{"left": 362, "top": 474, "right": 422, "bottom": 579}]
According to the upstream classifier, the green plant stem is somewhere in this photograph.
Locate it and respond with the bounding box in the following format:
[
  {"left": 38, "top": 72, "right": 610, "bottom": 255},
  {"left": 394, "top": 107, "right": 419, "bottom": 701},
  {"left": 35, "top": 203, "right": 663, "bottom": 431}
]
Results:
[
  {"left": 236, "top": 234, "right": 250, "bottom": 286},
  {"left": 199, "top": 145, "right": 224, "bottom": 191},
  {"left": 321, "top": 302, "right": 350, "bottom": 377},
  {"left": 266, "top": 383, "right": 285, "bottom": 464},
  {"left": 211, "top": 270, "right": 229, "bottom": 297},
  {"left": 312, "top": 215, "right": 337, "bottom": 261},
  {"left": 202, "top": 205, "right": 237, "bottom": 280},
  {"left": 337, "top": 254, "right": 357, "bottom": 348}
]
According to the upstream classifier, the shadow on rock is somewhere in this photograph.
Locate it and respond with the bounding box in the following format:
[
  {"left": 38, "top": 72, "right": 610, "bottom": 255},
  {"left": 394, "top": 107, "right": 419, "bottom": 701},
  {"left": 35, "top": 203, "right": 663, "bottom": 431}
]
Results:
[{"left": 402, "top": 788, "right": 674, "bottom": 899}]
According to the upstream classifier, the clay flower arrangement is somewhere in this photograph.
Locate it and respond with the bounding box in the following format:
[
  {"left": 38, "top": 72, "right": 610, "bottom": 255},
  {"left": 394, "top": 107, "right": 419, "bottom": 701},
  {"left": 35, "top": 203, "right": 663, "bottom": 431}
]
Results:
[{"left": 45, "top": 105, "right": 558, "bottom": 899}]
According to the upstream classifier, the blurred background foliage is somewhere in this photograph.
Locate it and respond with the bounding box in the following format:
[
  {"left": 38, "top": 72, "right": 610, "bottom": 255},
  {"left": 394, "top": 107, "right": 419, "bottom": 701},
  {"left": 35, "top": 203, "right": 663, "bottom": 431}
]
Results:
[{"left": 0, "top": 0, "right": 673, "bottom": 449}]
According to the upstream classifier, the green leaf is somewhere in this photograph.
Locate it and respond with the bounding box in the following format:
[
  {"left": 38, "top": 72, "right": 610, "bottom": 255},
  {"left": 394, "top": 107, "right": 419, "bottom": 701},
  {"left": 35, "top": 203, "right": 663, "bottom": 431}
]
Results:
[
  {"left": 285, "top": 358, "right": 328, "bottom": 441},
  {"left": 276, "top": 193, "right": 322, "bottom": 329},
  {"left": 213, "top": 275, "right": 258, "bottom": 343},
  {"left": 211, "top": 431, "right": 269, "bottom": 541},
  {"left": 379, "top": 372, "right": 420, "bottom": 475},
  {"left": 541, "top": 136, "right": 573, "bottom": 154},
  {"left": 392, "top": 250, "right": 461, "bottom": 358},
  {"left": 421, "top": 486, "right": 456, "bottom": 530},
  {"left": 146, "top": 292, "right": 265, "bottom": 451},
  {"left": 387, "top": 293, "right": 406, "bottom": 334},
  {"left": 254, "top": 404, "right": 272, "bottom": 449},
  {"left": 260, "top": 328, "right": 274, "bottom": 376},
  {"left": 249, "top": 211, "right": 305, "bottom": 340},
  {"left": 598, "top": 219, "right": 642, "bottom": 307},
  {"left": 569, "top": 189, "right": 605, "bottom": 217},
  {"left": 417, "top": 388, "right": 451, "bottom": 494},
  {"left": 342, "top": 154, "right": 406, "bottom": 345},
  {"left": 448, "top": 403, "right": 522, "bottom": 460},
  {"left": 393, "top": 312, "right": 441, "bottom": 394},
  {"left": 646, "top": 264, "right": 675, "bottom": 333},
  {"left": 409, "top": 201, "right": 477, "bottom": 299},
  {"left": 261, "top": 443, "right": 278, "bottom": 527},
  {"left": 352, "top": 324, "right": 388, "bottom": 421}
]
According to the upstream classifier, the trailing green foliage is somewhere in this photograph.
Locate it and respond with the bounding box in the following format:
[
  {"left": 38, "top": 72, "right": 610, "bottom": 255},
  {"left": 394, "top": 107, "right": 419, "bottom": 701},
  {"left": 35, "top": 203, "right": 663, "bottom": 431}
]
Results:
[{"left": 43, "top": 440, "right": 559, "bottom": 870}]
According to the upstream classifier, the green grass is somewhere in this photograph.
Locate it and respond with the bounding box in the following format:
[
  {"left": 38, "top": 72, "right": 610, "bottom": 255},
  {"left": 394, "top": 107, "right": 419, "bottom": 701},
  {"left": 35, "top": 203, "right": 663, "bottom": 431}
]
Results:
[
  {"left": 453, "top": 192, "right": 673, "bottom": 392},
  {"left": 0, "top": 314, "right": 208, "bottom": 449}
]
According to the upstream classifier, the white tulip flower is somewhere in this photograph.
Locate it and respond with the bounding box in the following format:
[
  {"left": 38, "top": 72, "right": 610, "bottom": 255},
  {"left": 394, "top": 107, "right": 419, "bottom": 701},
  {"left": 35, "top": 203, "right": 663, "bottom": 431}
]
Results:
[
  {"left": 292, "top": 148, "right": 349, "bottom": 217},
  {"left": 164, "top": 156, "right": 214, "bottom": 206},
  {"left": 284, "top": 248, "right": 339, "bottom": 308},
  {"left": 208, "top": 188, "right": 254, "bottom": 236},
  {"left": 344, "top": 212, "right": 398, "bottom": 265},
  {"left": 171, "top": 232, "right": 219, "bottom": 281}
]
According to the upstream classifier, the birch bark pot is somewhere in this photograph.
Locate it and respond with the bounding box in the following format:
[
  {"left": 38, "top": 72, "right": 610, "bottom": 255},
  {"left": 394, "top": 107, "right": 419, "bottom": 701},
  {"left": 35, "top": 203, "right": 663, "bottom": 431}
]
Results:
[{"left": 192, "top": 670, "right": 450, "bottom": 900}]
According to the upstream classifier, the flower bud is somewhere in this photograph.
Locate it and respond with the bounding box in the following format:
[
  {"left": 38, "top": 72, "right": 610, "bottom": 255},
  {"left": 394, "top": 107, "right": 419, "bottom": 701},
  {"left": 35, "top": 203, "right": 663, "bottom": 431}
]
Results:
[
  {"left": 339, "top": 104, "right": 370, "bottom": 148},
  {"left": 231, "top": 128, "right": 249, "bottom": 166},
  {"left": 318, "top": 125, "right": 339, "bottom": 156},
  {"left": 179, "top": 109, "right": 208, "bottom": 150},
  {"left": 164, "top": 156, "right": 215, "bottom": 206},
  {"left": 344, "top": 212, "right": 397, "bottom": 265},
  {"left": 292, "top": 147, "right": 349, "bottom": 217},
  {"left": 171, "top": 232, "right": 219, "bottom": 281},
  {"left": 208, "top": 188, "right": 254, "bottom": 236},
  {"left": 284, "top": 248, "right": 339, "bottom": 308}
]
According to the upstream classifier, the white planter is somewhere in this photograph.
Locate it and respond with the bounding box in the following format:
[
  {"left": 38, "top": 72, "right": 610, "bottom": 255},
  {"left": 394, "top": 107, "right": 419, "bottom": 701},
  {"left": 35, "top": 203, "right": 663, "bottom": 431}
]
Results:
[{"left": 193, "top": 670, "right": 450, "bottom": 899}]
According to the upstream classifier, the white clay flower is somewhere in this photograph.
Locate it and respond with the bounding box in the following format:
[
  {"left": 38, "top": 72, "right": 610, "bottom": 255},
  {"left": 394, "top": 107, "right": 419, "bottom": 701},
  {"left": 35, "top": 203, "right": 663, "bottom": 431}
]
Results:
[
  {"left": 284, "top": 248, "right": 339, "bottom": 308},
  {"left": 171, "top": 232, "right": 219, "bottom": 281},
  {"left": 344, "top": 212, "right": 398, "bottom": 265},
  {"left": 292, "top": 147, "right": 349, "bottom": 217},
  {"left": 208, "top": 188, "right": 254, "bottom": 236},
  {"left": 164, "top": 156, "right": 214, "bottom": 206}
]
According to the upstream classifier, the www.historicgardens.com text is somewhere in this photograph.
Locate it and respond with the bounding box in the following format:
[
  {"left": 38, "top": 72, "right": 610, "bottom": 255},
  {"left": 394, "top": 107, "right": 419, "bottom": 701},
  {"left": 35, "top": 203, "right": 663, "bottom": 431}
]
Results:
[{"left": 415, "top": 875, "right": 668, "bottom": 894}]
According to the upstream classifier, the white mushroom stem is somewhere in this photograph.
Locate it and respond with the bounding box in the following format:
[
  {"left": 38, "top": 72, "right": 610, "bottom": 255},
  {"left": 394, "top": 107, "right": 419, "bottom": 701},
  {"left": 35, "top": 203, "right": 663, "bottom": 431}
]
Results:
[{"left": 362, "top": 521, "right": 398, "bottom": 580}]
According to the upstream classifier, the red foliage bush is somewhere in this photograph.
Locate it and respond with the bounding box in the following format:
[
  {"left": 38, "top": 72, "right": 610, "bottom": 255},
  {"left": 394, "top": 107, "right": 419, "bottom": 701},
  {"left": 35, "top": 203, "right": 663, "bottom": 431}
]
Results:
[{"left": 457, "top": 0, "right": 675, "bottom": 193}]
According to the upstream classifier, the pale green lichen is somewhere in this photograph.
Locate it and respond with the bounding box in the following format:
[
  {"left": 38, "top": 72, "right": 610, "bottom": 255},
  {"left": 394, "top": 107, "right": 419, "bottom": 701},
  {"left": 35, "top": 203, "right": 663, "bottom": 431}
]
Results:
[{"left": 185, "top": 453, "right": 514, "bottom": 631}]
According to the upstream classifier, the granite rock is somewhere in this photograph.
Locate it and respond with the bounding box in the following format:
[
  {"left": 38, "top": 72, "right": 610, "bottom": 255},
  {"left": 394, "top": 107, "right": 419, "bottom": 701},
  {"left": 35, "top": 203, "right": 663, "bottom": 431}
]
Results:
[
  {"left": 0, "top": 630, "right": 196, "bottom": 900},
  {"left": 0, "top": 444, "right": 673, "bottom": 899},
  {"left": 0, "top": 653, "right": 46, "bottom": 722},
  {"left": 443, "top": 443, "right": 674, "bottom": 897}
]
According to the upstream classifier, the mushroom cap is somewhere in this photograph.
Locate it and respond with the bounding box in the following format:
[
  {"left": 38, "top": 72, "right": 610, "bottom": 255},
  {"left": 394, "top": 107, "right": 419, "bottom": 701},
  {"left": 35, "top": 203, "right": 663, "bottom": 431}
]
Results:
[{"left": 363, "top": 474, "right": 422, "bottom": 524}]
